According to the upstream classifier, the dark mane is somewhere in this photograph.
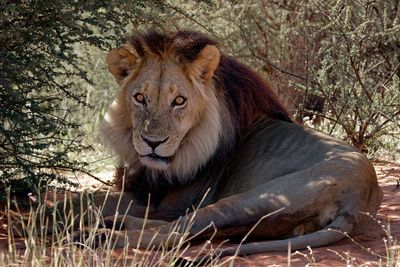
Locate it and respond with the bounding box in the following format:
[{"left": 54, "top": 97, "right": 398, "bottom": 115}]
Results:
[
  {"left": 128, "top": 31, "right": 217, "bottom": 62},
  {"left": 127, "top": 30, "right": 292, "bottom": 136},
  {"left": 215, "top": 56, "right": 292, "bottom": 134}
]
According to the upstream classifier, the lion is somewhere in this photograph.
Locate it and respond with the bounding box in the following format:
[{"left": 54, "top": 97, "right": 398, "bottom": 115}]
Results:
[{"left": 86, "top": 30, "right": 383, "bottom": 258}]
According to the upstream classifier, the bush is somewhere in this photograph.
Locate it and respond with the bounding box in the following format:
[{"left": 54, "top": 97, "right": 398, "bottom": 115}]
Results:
[
  {"left": 151, "top": 0, "right": 400, "bottom": 157},
  {"left": 290, "top": 0, "right": 400, "bottom": 154},
  {"left": 0, "top": 0, "right": 154, "bottom": 197}
]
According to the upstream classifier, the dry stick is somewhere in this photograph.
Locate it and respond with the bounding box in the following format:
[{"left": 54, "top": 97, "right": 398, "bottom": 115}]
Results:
[
  {"left": 380, "top": 63, "right": 400, "bottom": 90},
  {"left": 250, "top": 50, "right": 315, "bottom": 84}
]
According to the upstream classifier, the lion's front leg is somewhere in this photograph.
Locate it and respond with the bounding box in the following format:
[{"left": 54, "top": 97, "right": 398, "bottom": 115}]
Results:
[
  {"left": 80, "top": 226, "right": 182, "bottom": 249},
  {"left": 103, "top": 214, "right": 170, "bottom": 231},
  {"left": 176, "top": 153, "right": 379, "bottom": 243},
  {"left": 72, "top": 214, "right": 178, "bottom": 249},
  {"left": 122, "top": 228, "right": 182, "bottom": 248}
]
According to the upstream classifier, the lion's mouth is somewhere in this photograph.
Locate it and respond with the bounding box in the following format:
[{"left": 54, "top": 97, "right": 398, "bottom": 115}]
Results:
[{"left": 140, "top": 153, "right": 173, "bottom": 163}]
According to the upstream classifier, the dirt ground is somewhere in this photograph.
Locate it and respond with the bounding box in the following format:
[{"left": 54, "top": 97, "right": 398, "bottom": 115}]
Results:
[{"left": 1, "top": 161, "right": 399, "bottom": 266}]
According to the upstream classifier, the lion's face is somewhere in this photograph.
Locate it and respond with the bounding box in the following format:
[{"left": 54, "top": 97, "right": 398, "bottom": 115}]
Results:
[
  {"left": 104, "top": 43, "right": 233, "bottom": 180},
  {"left": 127, "top": 59, "right": 206, "bottom": 170}
]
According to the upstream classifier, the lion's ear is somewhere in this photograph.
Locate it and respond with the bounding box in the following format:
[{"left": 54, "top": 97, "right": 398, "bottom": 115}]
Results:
[
  {"left": 106, "top": 46, "right": 139, "bottom": 84},
  {"left": 189, "top": 45, "right": 220, "bottom": 83}
]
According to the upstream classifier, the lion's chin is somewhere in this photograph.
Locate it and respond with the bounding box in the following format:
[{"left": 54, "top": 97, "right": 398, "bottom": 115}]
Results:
[{"left": 139, "top": 155, "right": 172, "bottom": 171}]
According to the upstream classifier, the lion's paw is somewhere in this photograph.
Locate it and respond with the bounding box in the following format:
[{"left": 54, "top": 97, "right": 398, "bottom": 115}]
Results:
[
  {"left": 101, "top": 216, "right": 125, "bottom": 230},
  {"left": 72, "top": 229, "right": 108, "bottom": 249}
]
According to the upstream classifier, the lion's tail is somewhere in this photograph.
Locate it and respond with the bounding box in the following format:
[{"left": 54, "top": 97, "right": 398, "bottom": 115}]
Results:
[
  {"left": 220, "top": 214, "right": 354, "bottom": 257},
  {"left": 182, "top": 215, "right": 354, "bottom": 266}
]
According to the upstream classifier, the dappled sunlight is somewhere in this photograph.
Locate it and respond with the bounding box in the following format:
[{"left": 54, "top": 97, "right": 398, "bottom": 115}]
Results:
[
  {"left": 223, "top": 162, "right": 400, "bottom": 266},
  {"left": 180, "top": 162, "right": 400, "bottom": 266}
]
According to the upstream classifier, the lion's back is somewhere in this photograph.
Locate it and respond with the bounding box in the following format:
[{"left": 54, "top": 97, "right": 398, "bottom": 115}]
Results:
[{"left": 216, "top": 119, "right": 375, "bottom": 197}]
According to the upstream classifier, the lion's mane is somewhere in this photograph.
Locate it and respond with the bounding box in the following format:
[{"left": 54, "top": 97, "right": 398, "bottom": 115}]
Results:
[{"left": 101, "top": 31, "right": 291, "bottom": 188}]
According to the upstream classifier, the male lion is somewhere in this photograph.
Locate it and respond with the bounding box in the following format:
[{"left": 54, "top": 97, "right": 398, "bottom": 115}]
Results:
[{"left": 95, "top": 31, "right": 382, "bottom": 257}]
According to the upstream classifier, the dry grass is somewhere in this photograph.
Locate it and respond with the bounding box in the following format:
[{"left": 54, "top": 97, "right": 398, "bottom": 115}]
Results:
[
  {"left": 0, "top": 188, "right": 231, "bottom": 267},
  {"left": 1, "top": 187, "right": 399, "bottom": 267}
]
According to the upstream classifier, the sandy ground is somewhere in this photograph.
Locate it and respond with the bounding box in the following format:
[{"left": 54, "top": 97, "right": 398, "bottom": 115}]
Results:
[{"left": 1, "top": 161, "right": 399, "bottom": 266}]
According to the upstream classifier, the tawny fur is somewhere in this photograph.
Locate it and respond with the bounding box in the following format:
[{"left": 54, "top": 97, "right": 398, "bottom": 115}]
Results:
[{"left": 94, "top": 31, "right": 382, "bottom": 258}]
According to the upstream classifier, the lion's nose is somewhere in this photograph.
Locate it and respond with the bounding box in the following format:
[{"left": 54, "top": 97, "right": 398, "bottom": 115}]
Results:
[{"left": 141, "top": 135, "right": 169, "bottom": 150}]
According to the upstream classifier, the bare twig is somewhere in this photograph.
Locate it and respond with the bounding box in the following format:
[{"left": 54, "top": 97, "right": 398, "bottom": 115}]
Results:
[{"left": 250, "top": 51, "right": 318, "bottom": 84}]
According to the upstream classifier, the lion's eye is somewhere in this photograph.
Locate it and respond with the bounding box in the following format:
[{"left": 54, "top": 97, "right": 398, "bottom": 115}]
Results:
[
  {"left": 172, "top": 96, "right": 186, "bottom": 108},
  {"left": 133, "top": 93, "right": 146, "bottom": 105}
]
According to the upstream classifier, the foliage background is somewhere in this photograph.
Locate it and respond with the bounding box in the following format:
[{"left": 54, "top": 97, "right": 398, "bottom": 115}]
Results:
[
  {"left": 1, "top": 0, "right": 399, "bottom": 195},
  {"left": 0, "top": 0, "right": 152, "bottom": 196}
]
